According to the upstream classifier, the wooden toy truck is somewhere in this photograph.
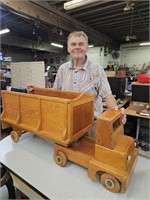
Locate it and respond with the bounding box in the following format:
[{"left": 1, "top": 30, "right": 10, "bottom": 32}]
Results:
[
  {"left": 1, "top": 88, "right": 138, "bottom": 193},
  {"left": 1, "top": 88, "right": 94, "bottom": 146}
]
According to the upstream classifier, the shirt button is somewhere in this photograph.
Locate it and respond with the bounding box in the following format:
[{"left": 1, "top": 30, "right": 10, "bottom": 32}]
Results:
[
  {"left": 75, "top": 71, "right": 77, "bottom": 73},
  {"left": 74, "top": 82, "right": 76, "bottom": 84}
]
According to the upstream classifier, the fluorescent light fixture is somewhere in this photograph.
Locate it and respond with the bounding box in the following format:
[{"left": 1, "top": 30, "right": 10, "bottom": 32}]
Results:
[
  {"left": 64, "top": 0, "right": 100, "bottom": 10},
  {"left": 88, "top": 45, "right": 94, "bottom": 48},
  {"left": 51, "top": 43, "right": 63, "bottom": 48},
  {"left": 0, "top": 28, "right": 10, "bottom": 35},
  {"left": 123, "top": 2, "right": 134, "bottom": 12},
  {"left": 139, "top": 42, "right": 150, "bottom": 46},
  {"left": 123, "top": 4, "right": 131, "bottom": 11}
]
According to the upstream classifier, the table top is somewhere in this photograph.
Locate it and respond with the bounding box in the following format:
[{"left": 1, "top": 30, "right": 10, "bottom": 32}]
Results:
[
  {"left": 126, "top": 107, "right": 150, "bottom": 119},
  {"left": 132, "top": 82, "right": 150, "bottom": 86},
  {"left": 103, "top": 96, "right": 130, "bottom": 109},
  {"left": 0, "top": 132, "right": 150, "bottom": 200}
]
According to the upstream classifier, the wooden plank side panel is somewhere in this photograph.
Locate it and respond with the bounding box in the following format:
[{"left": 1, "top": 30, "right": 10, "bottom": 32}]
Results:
[
  {"left": 19, "top": 96, "right": 41, "bottom": 130},
  {"left": 95, "top": 144, "right": 128, "bottom": 170},
  {"left": 41, "top": 99, "right": 68, "bottom": 140},
  {"left": 2, "top": 91, "right": 19, "bottom": 122},
  {"left": 73, "top": 101, "right": 94, "bottom": 135},
  {"left": 96, "top": 109, "right": 123, "bottom": 149},
  {"left": 112, "top": 126, "right": 124, "bottom": 148},
  {"left": 96, "top": 120, "right": 113, "bottom": 148},
  {"left": 67, "top": 103, "right": 73, "bottom": 140},
  {"left": 32, "top": 88, "right": 81, "bottom": 99}
]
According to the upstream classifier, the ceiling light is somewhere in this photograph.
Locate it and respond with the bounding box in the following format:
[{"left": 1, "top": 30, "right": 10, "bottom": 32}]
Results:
[
  {"left": 32, "top": 29, "right": 35, "bottom": 35},
  {"left": 88, "top": 45, "right": 94, "bottom": 48},
  {"left": 59, "top": 29, "right": 63, "bottom": 36},
  {"left": 51, "top": 43, "right": 63, "bottom": 48},
  {"left": 123, "top": 1, "right": 134, "bottom": 12},
  {"left": 123, "top": 5, "right": 131, "bottom": 11},
  {"left": 0, "top": 28, "right": 10, "bottom": 35},
  {"left": 123, "top": 4, "right": 132, "bottom": 11},
  {"left": 139, "top": 42, "right": 150, "bottom": 46},
  {"left": 64, "top": 0, "right": 100, "bottom": 10},
  {"left": 125, "top": 36, "right": 130, "bottom": 41}
]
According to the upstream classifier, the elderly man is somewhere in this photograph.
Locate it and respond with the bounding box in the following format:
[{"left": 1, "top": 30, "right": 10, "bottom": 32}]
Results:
[{"left": 27, "top": 31, "right": 126, "bottom": 137}]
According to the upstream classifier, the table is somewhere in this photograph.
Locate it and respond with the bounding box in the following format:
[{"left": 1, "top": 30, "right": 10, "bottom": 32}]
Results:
[
  {"left": 126, "top": 106, "right": 150, "bottom": 158},
  {"left": 126, "top": 106, "right": 150, "bottom": 140},
  {"left": 0, "top": 133, "right": 150, "bottom": 200},
  {"left": 103, "top": 96, "right": 130, "bottom": 109}
]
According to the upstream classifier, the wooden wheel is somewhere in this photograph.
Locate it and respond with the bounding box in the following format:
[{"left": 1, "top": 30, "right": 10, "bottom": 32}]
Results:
[
  {"left": 18, "top": 131, "right": 22, "bottom": 137},
  {"left": 10, "top": 131, "right": 20, "bottom": 143},
  {"left": 54, "top": 151, "right": 67, "bottom": 167},
  {"left": 100, "top": 173, "right": 121, "bottom": 193}
]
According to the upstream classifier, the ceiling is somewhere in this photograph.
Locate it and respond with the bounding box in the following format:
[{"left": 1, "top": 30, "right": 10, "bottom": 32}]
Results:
[{"left": 0, "top": 0, "right": 149, "bottom": 53}]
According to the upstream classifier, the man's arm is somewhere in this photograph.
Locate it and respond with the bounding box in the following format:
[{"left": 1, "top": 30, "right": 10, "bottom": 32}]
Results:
[
  {"left": 105, "top": 94, "right": 127, "bottom": 124},
  {"left": 105, "top": 93, "right": 117, "bottom": 109}
]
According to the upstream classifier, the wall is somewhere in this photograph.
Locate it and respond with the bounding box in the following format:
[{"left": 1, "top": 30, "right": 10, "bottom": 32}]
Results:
[
  {"left": 120, "top": 43, "right": 150, "bottom": 69},
  {"left": 38, "top": 52, "right": 67, "bottom": 71},
  {"left": 2, "top": 42, "right": 150, "bottom": 71},
  {"left": 2, "top": 47, "right": 67, "bottom": 71},
  {"left": 87, "top": 43, "right": 150, "bottom": 69},
  {"left": 2, "top": 48, "right": 34, "bottom": 62},
  {"left": 87, "top": 47, "right": 120, "bottom": 68}
]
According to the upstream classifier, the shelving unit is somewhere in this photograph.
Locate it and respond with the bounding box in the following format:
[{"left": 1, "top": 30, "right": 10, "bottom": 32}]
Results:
[{"left": 126, "top": 106, "right": 150, "bottom": 159}]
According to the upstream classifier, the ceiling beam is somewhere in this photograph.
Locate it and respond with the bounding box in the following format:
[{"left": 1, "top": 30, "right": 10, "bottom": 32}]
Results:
[
  {"left": 71, "top": 2, "right": 125, "bottom": 18},
  {"left": 0, "top": 0, "right": 114, "bottom": 46},
  {"left": 65, "top": 0, "right": 114, "bottom": 14},
  {"left": 1, "top": 34, "right": 61, "bottom": 53}
]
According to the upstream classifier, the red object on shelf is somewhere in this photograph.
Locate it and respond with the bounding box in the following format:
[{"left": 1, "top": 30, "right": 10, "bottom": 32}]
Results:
[
  {"left": 118, "top": 71, "right": 125, "bottom": 76},
  {"left": 137, "top": 74, "right": 150, "bottom": 83}
]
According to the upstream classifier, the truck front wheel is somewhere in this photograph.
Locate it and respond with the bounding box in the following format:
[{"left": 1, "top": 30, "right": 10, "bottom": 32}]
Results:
[
  {"left": 54, "top": 151, "right": 67, "bottom": 167},
  {"left": 100, "top": 173, "right": 121, "bottom": 193}
]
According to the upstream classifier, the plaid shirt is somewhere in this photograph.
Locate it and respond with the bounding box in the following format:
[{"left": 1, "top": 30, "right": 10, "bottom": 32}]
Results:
[
  {"left": 1, "top": 170, "right": 11, "bottom": 186},
  {"left": 53, "top": 57, "right": 112, "bottom": 117}
]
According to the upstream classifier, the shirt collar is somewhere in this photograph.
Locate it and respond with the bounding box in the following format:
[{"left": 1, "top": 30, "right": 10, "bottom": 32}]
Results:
[{"left": 69, "top": 55, "right": 88, "bottom": 71}]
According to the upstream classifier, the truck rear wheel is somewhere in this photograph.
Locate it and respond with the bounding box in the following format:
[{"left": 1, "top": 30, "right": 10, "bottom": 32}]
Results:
[
  {"left": 10, "top": 131, "right": 19, "bottom": 143},
  {"left": 54, "top": 151, "right": 67, "bottom": 167},
  {"left": 101, "top": 173, "right": 121, "bottom": 193}
]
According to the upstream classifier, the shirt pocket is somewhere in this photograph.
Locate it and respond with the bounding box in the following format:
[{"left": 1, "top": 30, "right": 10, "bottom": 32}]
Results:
[
  {"left": 79, "top": 69, "right": 99, "bottom": 94},
  {"left": 79, "top": 79, "right": 98, "bottom": 95}
]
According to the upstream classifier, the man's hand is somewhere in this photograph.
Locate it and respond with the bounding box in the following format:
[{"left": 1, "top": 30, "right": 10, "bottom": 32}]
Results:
[
  {"left": 27, "top": 84, "right": 37, "bottom": 93},
  {"left": 114, "top": 106, "right": 127, "bottom": 124}
]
